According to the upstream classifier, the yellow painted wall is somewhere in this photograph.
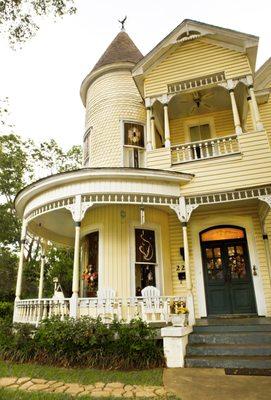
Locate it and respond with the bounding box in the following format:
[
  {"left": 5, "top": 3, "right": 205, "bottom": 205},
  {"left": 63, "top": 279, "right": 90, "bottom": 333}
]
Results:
[
  {"left": 144, "top": 40, "right": 252, "bottom": 97},
  {"left": 169, "top": 206, "right": 271, "bottom": 317},
  {"left": 85, "top": 69, "right": 145, "bottom": 168},
  {"left": 82, "top": 205, "right": 173, "bottom": 298},
  {"left": 169, "top": 108, "right": 235, "bottom": 145}
]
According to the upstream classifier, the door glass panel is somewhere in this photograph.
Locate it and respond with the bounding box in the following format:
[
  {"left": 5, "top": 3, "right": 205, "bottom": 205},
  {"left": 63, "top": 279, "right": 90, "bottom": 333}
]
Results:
[
  {"left": 190, "top": 126, "right": 200, "bottom": 142},
  {"left": 205, "top": 247, "right": 224, "bottom": 281},
  {"left": 227, "top": 245, "right": 247, "bottom": 280}
]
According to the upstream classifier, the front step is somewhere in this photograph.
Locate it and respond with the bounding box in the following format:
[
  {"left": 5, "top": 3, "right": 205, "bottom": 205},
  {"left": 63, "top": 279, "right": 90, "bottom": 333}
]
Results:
[
  {"left": 187, "top": 344, "right": 271, "bottom": 356},
  {"left": 188, "top": 332, "right": 271, "bottom": 345},
  {"left": 185, "top": 355, "right": 271, "bottom": 369},
  {"left": 185, "top": 318, "right": 271, "bottom": 369}
]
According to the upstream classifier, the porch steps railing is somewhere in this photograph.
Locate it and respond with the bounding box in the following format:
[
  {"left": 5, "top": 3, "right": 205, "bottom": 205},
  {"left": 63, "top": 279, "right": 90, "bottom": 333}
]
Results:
[{"left": 171, "top": 134, "right": 239, "bottom": 164}]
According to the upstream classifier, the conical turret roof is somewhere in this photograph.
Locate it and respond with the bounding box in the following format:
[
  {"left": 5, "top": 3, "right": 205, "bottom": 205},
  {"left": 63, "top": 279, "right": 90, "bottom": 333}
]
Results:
[{"left": 91, "top": 31, "right": 143, "bottom": 72}]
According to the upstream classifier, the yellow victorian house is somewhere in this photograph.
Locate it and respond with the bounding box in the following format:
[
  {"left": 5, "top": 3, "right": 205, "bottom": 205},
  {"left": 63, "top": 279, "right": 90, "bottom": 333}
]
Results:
[{"left": 13, "top": 20, "right": 271, "bottom": 368}]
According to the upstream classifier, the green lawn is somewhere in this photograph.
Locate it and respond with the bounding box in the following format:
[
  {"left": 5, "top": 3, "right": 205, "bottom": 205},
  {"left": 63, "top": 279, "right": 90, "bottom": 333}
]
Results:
[{"left": 0, "top": 361, "right": 163, "bottom": 386}]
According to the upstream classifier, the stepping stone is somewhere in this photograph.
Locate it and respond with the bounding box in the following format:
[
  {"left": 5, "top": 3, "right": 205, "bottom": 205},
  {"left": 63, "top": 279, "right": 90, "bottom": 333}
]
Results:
[
  {"left": 32, "top": 378, "right": 47, "bottom": 384},
  {"left": 95, "top": 382, "right": 105, "bottom": 388},
  {"left": 91, "top": 390, "right": 110, "bottom": 397},
  {"left": 28, "top": 384, "right": 51, "bottom": 392},
  {"left": 123, "top": 391, "right": 134, "bottom": 397},
  {"left": 65, "top": 384, "right": 85, "bottom": 395},
  {"left": 106, "top": 382, "right": 124, "bottom": 389},
  {"left": 19, "top": 381, "right": 34, "bottom": 390},
  {"left": 17, "top": 377, "right": 31, "bottom": 385},
  {"left": 0, "top": 377, "right": 17, "bottom": 387}
]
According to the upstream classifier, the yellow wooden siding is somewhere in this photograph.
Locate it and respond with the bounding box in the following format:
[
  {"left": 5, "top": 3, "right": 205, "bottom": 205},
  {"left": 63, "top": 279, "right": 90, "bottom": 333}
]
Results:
[
  {"left": 170, "top": 109, "right": 235, "bottom": 145},
  {"left": 146, "top": 148, "right": 171, "bottom": 169},
  {"left": 144, "top": 40, "right": 252, "bottom": 97},
  {"left": 258, "top": 98, "right": 271, "bottom": 146},
  {"left": 169, "top": 206, "right": 271, "bottom": 317},
  {"left": 173, "top": 130, "right": 271, "bottom": 195},
  {"left": 82, "top": 205, "right": 172, "bottom": 298}
]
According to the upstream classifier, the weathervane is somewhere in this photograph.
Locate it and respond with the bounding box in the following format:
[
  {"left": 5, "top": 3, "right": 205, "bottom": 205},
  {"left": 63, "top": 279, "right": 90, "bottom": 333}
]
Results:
[{"left": 118, "top": 16, "right": 127, "bottom": 31}]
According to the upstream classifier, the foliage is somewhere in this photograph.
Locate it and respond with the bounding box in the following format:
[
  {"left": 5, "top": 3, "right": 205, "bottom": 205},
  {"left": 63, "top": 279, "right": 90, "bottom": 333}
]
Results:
[
  {"left": 0, "top": 0, "right": 77, "bottom": 47},
  {"left": 0, "top": 317, "right": 165, "bottom": 370},
  {"left": 0, "top": 301, "right": 13, "bottom": 320},
  {"left": 0, "top": 134, "right": 82, "bottom": 301}
]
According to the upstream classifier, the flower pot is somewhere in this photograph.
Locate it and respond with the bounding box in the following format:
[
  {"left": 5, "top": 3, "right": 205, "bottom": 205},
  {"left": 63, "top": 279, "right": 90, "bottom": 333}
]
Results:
[{"left": 171, "top": 313, "right": 188, "bottom": 327}]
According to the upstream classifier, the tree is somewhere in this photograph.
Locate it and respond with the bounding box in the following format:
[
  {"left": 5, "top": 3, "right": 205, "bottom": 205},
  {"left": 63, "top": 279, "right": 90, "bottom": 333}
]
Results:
[
  {"left": 0, "top": 0, "right": 77, "bottom": 47},
  {"left": 0, "top": 134, "right": 82, "bottom": 300}
]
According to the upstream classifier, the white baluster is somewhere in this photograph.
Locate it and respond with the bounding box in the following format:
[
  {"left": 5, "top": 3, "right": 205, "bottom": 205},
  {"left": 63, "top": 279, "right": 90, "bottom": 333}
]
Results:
[
  {"left": 199, "top": 143, "right": 203, "bottom": 158},
  {"left": 211, "top": 141, "right": 215, "bottom": 157},
  {"left": 228, "top": 138, "right": 233, "bottom": 153},
  {"left": 193, "top": 144, "right": 198, "bottom": 159},
  {"left": 216, "top": 140, "right": 221, "bottom": 156},
  {"left": 205, "top": 142, "right": 210, "bottom": 157}
]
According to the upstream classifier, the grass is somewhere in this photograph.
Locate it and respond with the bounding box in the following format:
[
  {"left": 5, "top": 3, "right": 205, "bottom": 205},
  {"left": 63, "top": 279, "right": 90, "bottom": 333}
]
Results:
[{"left": 0, "top": 361, "right": 163, "bottom": 386}]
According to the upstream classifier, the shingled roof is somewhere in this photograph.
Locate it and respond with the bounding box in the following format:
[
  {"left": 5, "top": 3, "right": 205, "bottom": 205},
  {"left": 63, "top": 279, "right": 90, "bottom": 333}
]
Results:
[{"left": 91, "top": 31, "right": 143, "bottom": 72}]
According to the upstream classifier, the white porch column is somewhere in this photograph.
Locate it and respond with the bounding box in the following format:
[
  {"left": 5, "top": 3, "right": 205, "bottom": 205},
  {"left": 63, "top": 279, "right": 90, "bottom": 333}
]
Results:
[
  {"left": 151, "top": 110, "right": 156, "bottom": 149},
  {"left": 247, "top": 95, "right": 257, "bottom": 131},
  {"left": 38, "top": 241, "right": 47, "bottom": 299},
  {"left": 182, "top": 221, "right": 195, "bottom": 326},
  {"left": 70, "top": 221, "right": 81, "bottom": 318},
  {"left": 13, "top": 218, "right": 28, "bottom": 323},
  {"left": 228, "top": 87, "right": 242, "bottom": 135},
  {"left": 146, "top": 106, "right": 152, "bottom": 150},
  {"left": 15, "top": 219, "right": 28, "bottom": 301},
  {"left": 248, "top": 84, "right": 264, "bottom": 131},
  {"left": 163, "top": 103, "right": 171, "bottom": 148}
]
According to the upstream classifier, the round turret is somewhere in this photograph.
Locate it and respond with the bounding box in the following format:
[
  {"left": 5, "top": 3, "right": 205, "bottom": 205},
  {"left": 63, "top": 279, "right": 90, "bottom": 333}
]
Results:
[{"left": 80, "top": 31, "right": 145, "bottom": 167}]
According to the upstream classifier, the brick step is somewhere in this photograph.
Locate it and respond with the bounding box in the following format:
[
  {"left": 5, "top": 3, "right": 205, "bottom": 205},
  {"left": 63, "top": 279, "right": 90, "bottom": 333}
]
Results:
[
  {"left": 186, "top": 343, "right": 271, "bottom": 357},
  {"left": 188, "top": 332, "right": 271, "bottom": 345},
  {"left": 185, "top": 355, "right": 271, "bottom": 369}
]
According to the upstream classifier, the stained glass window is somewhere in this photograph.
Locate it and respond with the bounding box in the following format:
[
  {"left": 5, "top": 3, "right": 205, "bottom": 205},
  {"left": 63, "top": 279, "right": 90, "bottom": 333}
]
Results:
[
  {"left": 201, "top": 227, "right": 245, "bottom": 242},
  {"left": 124, "top": 123, "right": 144, "bottom": 148}
]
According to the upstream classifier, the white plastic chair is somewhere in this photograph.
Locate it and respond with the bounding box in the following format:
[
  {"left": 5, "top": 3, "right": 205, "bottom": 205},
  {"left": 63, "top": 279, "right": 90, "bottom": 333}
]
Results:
[
  {"left": 95, "top": 288, "right": 121, "bottom": 322},
  {"left": 140, "top": 286, "right": 170, "bottom": 323}
]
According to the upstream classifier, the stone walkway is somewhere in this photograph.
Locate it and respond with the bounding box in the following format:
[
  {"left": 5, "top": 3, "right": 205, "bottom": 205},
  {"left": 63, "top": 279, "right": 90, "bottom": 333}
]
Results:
[
  {"left": 164, "top": 368, "right": 271, "bottom": 400},
  {"left": 0, "top": 377, "right": 172, "bottom": 398}
]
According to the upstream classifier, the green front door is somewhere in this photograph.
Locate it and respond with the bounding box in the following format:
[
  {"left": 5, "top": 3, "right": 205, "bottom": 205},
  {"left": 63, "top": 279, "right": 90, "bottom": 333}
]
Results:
[{"left": 202, "top": 239, "right": 257, "bottom": 315}]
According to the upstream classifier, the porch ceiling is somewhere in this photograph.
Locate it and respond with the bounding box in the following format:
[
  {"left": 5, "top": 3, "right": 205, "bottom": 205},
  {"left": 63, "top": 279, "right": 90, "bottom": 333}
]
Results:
[{"left": 168, "top": 86, "right": 231, "bottom": 120}]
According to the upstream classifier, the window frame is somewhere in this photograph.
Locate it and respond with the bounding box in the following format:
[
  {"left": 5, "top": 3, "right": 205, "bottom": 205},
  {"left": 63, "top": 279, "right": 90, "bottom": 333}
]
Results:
[{"left": 121, "top": 119, "right": 146, "bottom": 168}]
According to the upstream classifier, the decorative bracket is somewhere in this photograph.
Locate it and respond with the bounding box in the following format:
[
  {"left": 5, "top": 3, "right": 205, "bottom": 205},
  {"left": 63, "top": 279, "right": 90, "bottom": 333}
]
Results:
[
  {"left": 65, "top": 195, "right": 93, "bottom": 222},
  {"left": 169, "top": 197, "right": 200, "bottom": 223}
]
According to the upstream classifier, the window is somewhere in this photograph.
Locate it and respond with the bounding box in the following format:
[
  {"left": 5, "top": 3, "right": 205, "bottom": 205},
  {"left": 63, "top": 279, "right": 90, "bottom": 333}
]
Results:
[
  {"left": 123, "top": 122, "right": 145, "bottom": 168},
  {"left": 189, "top": 123, "right": 211, "bottom": 142},
  {"left": 189, "top": 123, "right": 212, "bottom": 159},
  {"left": 201, "top": 227, "right": 245, "bottom": 242},
  {"left": 82, "top": 231, "right": 99, "bottom": 297},
  {"left": 135, "top": 229, "right": 157, "bottom": 295}
]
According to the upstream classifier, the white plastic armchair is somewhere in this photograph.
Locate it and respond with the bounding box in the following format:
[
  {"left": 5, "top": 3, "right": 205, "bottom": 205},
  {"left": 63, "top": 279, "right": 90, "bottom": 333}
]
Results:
[
  {"left": 95, "top": 288, "right": 121, "bottom": 322},
  {"left": 140, "top": 286, "right": 170, "bottom": 323}
]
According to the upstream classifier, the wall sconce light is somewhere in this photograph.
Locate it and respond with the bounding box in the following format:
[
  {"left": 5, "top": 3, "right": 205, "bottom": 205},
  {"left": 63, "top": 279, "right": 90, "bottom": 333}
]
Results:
[{"left": 176, "top": 265, "right": 186, "bottom": 283}]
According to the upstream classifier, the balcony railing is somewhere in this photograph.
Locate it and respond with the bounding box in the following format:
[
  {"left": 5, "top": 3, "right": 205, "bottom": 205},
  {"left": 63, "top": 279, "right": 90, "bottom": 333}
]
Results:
[
  {"left": 171, "top": 134, "right": 239, "bottom": 164},
  {"left": 14, "top": 296, "right": 187, "bottom": 326}
]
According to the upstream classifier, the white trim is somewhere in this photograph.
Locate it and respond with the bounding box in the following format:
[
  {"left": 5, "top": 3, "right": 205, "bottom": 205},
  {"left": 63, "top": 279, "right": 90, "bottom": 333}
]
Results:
[
  {"left": 80, "top": 223, "right": 104, "bottom": 294},
  {"left": 190, "top": 214, "right": 267, "bottom": 317},
  {"left": 184, "top": 115, "right": 216, "bottom": 143},
  {"left": 129, "top": 221, "right": 164, "bottom": 296}
]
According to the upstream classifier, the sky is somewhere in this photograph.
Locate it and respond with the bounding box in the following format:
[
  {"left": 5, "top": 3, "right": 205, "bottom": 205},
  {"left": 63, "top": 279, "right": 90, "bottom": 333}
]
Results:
[{"left": 1, "top": 0, "right": 271, "bottom": 150}]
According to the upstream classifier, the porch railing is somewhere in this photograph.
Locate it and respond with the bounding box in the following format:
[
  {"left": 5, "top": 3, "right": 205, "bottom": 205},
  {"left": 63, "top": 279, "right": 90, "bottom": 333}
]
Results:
[
  {"left": 14, "top": 296, "right": 186, "bottom": 325},
  {"left": 171, "top": 134, "right": 239, "bottom": 164},
  {"left": 14, "top": 299, "right": 70, "bottom": 325}
]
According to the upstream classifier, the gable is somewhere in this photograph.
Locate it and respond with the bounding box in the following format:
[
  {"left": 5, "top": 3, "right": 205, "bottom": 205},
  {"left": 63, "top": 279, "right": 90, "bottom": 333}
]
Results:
[{"left": 144, "top": 40, "right": 252, "bottom": 97}]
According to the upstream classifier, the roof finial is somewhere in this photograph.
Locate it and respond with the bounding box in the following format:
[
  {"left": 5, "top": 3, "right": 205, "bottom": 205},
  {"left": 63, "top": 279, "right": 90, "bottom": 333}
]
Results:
[{"left": 118, "top": 16, "right": 127, "bottom": 31}]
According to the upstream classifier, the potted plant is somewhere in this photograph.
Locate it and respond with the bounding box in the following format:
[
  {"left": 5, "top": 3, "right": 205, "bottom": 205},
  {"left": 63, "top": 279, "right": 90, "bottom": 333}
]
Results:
[{"left": 170, "top": 300, "right": 189, "bottom": 326}]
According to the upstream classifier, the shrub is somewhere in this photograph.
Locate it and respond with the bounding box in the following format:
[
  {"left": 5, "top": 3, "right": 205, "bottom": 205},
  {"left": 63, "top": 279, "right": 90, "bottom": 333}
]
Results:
[
  {"left": 0, "top": 317, "right": 165, "bottom": 370},
  {"left": 0, "top": 301, "right": 13, "bottom": 321}
]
